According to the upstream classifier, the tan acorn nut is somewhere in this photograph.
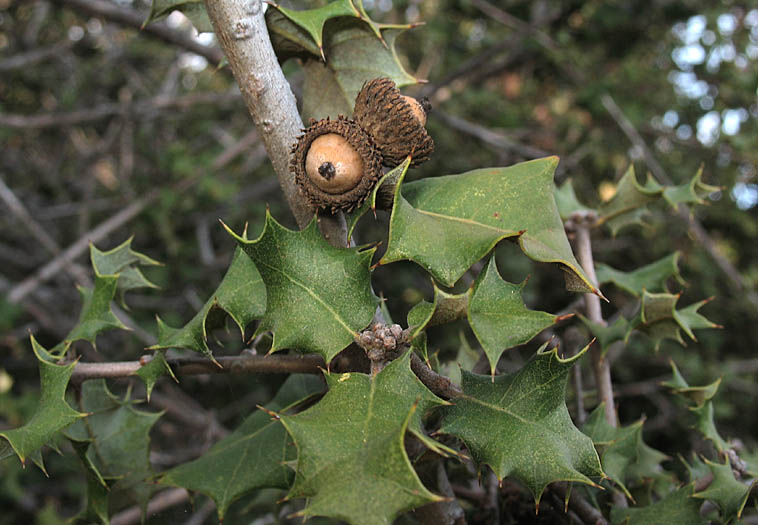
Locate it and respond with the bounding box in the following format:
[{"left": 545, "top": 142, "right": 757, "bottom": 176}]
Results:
[
  {"left": 291, "top": 116, "right": 383, "bottom": 213},
  {"left": 353, "top": 77, "right": 434, "bottom": 168}
]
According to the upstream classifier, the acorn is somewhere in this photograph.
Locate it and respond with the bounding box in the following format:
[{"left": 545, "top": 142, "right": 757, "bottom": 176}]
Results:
[
  {"left": 353, "top": 77, "right": 434, "bottom": 168},
  {"left": 290, "top": 116, "right": 383, "bottom": 213}
]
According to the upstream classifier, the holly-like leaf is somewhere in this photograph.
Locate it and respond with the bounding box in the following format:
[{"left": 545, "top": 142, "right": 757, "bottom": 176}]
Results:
[
  {"left": 439, "top": 342, "right": 603, "bottom": 503},
  {"left": 554, "top": 179, "right": 596, "bottom": 220},
  {"left": 279, "top": 352, "right": 445, "bottom": 523},
  {"left": 159, "top": 374, "right": 323, "bottom": 521},
  {"left": 135, "top": 350, "right": 177, "bottom": 401},
  {"left": 69, "top": 440, "right": 110, "bottom": 525},
  {"left": 346, "top": 158, "right": 411, "bottom": 241},
  {"left": 582, "top": 404, "right": 663, "bottom": 499},
  {"left": 691, "top": 401, "right": 728, "bottom": 453},
  {"left": 145, "top": 0, "right": 213, "bottom": 33},
  {"left": 661, "top": 360, "right": 720, "bottom": 407},
  {"left": 0, "top": 337, "right": 86, "bottom": 467},
  {"left": 693, "top": 458, "right": 754, "bottom": 523},
  {"left": 595, "top": 252, "right": 683, "bottom": 297},
  {"left": 90, "top": 237, "right": 160, "bottom": 294},
  {"left": 629, "top": 291, "right": 719, "bottom": 351},
  {"left": 226, "top": 212, "right": 378, "bottom": 362},
  {"left": 598, "top": 165, "right": 663, "bottom": 236},
  {"left": 610, "top": 484, "right": 707, "bottom": 525},
  {"left": 663, "top": 165, "right": 721, "bottom": 209},
  {"left": 58, "top": 274, "right": 126, "bottom": 353},
  {"left": 150, "top": 246, "right": 266, "bottom": 362},
  {"left": 579, "top": 315, "right": 628, "bottom": 355},
  {"left": 467, "top": 258, "right": 561, "bottom": 374},
  {"left": 407, "top": 282, "right": 468, "bottom": 340},
  {"left": 301, "top": 20, "right": 419, "bottom": 121},
  {"left": 380, "top": 157, "right": 598, "bottom": 294},
  {"left": 66, "top": 380, "right": 162, "bottom": 520},
  {"left": 269, "top": 0, "right": 359, "bottom": 60}
]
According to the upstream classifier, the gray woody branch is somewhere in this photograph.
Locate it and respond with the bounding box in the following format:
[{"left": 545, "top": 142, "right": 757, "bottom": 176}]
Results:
[{"left": 202, "top": 0, "right": 348, "bottom": 246}]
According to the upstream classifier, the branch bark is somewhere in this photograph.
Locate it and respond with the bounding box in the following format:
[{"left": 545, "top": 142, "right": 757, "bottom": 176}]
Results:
[
  {"left": 70, "top": 353, "right": 325, "bottom": 383},
  {"left": 202, "top": 0, "right": 348, "bottom": 245}
]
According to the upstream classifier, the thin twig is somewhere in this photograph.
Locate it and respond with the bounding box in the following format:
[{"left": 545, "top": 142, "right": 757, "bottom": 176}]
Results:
[
  {"left": 0, "top": 91, "right": 241, "bottom": 129},
  {"left": 410, "top": 353, "right": 463, "bottom": 399},
  {"left": 70, "top": 353, "right": 325, "bottom": 383},
  {"left": 433, "top": 110, "right": 549, "bottom": 160},
  {"left": 571, "top": 214, "right": 617, "bottom": 428},
  {"left": 0, "top": 40, "right": 74, "bottom": 72},
  {"left": 50, "top": 0, "right": 224, "bottom": 66},
  {"left": 110, "top": 488, "right": 189, "bottom": 525}
]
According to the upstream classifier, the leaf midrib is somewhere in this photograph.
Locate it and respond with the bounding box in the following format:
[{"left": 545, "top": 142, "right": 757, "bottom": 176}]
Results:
[{"left": 255, "top": 258, "right": 356, "bottom": 337}]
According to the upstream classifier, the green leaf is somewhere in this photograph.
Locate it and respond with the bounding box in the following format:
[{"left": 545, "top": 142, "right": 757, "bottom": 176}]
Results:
[
  {"left": 598, "top": 165, "right": 663, "bottom": 236},
  {"left": 661, "top": 360, "right": 720, "bottom": 407},
  {"left": 135, "top": 350, "right": 177, "bottom": 401},
  {"left": 66, "top": 380, "right": 162, "bottom": 520},
  {"left": 582, "top": 405, "right": 665, "bottom": 499},
  {"left": 0, "top": 337, "right": 86, "bottom": 467},
  {"left": 90, "top": 238, "right": 160, "bottom": 308},
  {"left": 279, "top": 352, "right": 444, "bottom": 523},
  {"left": 266, "top": 8, "right": 323, "bottom": 61},
  {"left": 610, "top": 484, "right": 706, "bottom": 525},
  {"left": 595, "top": 252, "right": 683, "bottom": 297},
  {"left": 227, "top": 212, "right": 378, "bottom": 362},
  {"left": 70, "top": 440, "right": 110, "bottom": 525},
  {"left": 439, "top": 342, "right": 603, "bottom": 503},
  {"left": 691, "top": 401, "right": 728, "bottom": 453},
  {"left": 159, "top": 374, "right": 323, "bottom": 520},
  {"left": 145, "top": 0, "right": 213, "bottom": 33},
  {"left": 301, "top": 20, "right": 418, "bottom": 121},
  {"left": 554, "top": 179, "right": 596, "bottom": 220},
  {"left": 407, "top": 282, "right": 468, "bottom": 340},
  {"left": 663, "top": 165, "right": 721, "bottom": 209},
  {"left": 467, "top": 258, "right": 560, "bottom": 374},
  {"left": 269, "top": 0, "right": 358, "bottom": 60},
  {"left": 150, "top": 246, "right": 266, "bottom": 362},
  {"left": 59, "top": 274, "right": 126, "bottom": 353},
  {"left": 578, "top": 315, "right": 628, "bottom": 355},
  {"left": 380, "top": 157, "right": 598, "bottom": 293},
  {"left": 346, "top": 158, "right": 411, "bottom": 242},
  {"left": 693, "top": 458, "right": 754, "bottom": 523},
  {"left": 629, "top": 291, "right": 719, "bottom": 351}
]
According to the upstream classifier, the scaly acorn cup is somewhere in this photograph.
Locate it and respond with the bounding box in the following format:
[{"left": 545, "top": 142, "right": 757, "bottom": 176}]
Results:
[
  {"left": 291, "top": 116, "right": 383, "bottom": 214},
  {"left": 353, "top": 77, "right": 434, "bottom": 168}
]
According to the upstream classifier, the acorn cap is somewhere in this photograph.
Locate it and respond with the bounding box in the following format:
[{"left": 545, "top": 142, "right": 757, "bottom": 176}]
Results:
[
  {"left": 290, "top": 116, "right": 383, "bottom": 214},
  {"left": 353, "top": 77, "right": 434, "bottom": 168}
]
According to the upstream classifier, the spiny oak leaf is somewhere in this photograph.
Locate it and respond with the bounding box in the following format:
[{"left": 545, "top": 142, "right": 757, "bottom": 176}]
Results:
[
  {"left": 610, "top": 484, "right": 706, "bottom": 525},
  {"left": 0, "top": 337, "right": 86, "bottom": 468},
  {"left": 628, "top": 291, "right": 720, "bottom": 351},
  {"left": 468, "top": 257, "right": 562, "bottom": 374},
  {"left": 582, "top": 404, "right": 667, "bottom": 500},
  {"left": 693, "top": 457, "right": 754, "bottom": 523},
  {"left": 598, "top": 165, "right": 663, "bottom": 236},
  {"left": 595, "top": 252, "right": 684, "bottom": 297},
  {"left": 65, "top": 380, "right": 162, "bottom": 520},
  {"left": 225, "top": 212, "right": 378, "bottom": 362},
  {"left": 150, "top": 246, "right": 265, "bottom": 363},
  {"left": 159, "top": 374, "right": 323, "bottom": 521},
  {"left": 379, "top": 157, "right": 599, "bottom": 294},
  {"left": 279, "top": 351, "right": 446, "bottom": 524},
  {"left": 439, "top": 342, "right": 603, "bottom": 504}
]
